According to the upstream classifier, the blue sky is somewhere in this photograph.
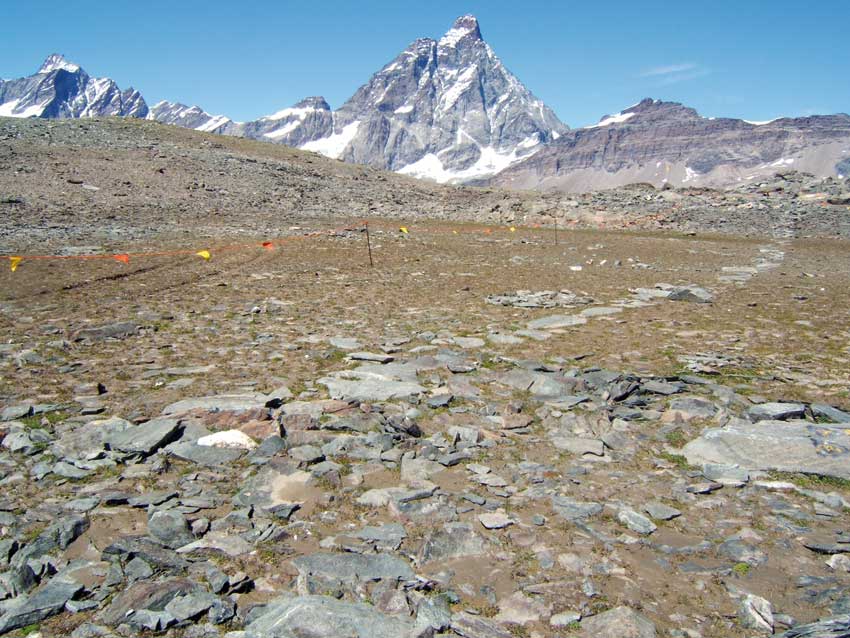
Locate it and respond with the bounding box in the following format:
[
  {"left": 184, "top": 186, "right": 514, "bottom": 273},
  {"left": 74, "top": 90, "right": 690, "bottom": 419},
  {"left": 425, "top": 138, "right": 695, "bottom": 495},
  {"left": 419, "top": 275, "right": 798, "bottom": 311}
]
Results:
[{"left": 2, "top": 0, "right": 848, "bottom": 127}]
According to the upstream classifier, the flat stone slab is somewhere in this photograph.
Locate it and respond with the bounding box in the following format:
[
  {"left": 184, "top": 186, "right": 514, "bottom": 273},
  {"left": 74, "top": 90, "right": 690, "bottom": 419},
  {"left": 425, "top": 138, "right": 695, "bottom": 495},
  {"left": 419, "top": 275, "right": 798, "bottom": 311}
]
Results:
[
  {"left": 526, "top": 314, "right": 588, "bottom": 330},
  {"left": 318, "top": 377, "right": 425, "bottom": 402},
  {"left": 291, "top": 552, "right": 414, "bottom": 585},
  {"left": 106, "top": 417, "right": 181, "bottom": 455},
  {"left": 245, "top": 595, "right": 421, "bottom": 638},
  {"left": 162, "top": 393, "right": 270, "bottom": 415},
  {"left": 747, "top": 402, "right": 806, "bottom": 422},
  {"left": 551, "top": 495, "right": 602, "bottom": 521},
  {"left": 683, "top": 418, "right": 850, "bottom": 479},
  {"left": 165, "top": 441, "right": 245, "bottom": 466}
]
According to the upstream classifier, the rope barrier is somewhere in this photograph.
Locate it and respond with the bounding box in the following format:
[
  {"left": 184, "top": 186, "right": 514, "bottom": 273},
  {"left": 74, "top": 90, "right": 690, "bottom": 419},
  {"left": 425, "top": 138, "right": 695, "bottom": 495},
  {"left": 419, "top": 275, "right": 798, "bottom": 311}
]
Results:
[{"left": 3, "top": 212, "right": 673, "bottom": 272}]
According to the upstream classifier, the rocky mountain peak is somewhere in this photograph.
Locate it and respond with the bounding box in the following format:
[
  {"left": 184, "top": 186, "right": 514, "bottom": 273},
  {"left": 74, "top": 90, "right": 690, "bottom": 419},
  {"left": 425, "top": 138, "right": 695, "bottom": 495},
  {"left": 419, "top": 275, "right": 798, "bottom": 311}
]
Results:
[
  {"left": 623, "top": 98, "right": 700, "bottom": 121},
  {"left": 439, "top": 14, "right": 483, "bottom": 47},
  {"left": 294, "top": 96, "right": 331, "bottom": 111},
  {"left": 38, "top": 53, "right": 82, "bottom": 75}
]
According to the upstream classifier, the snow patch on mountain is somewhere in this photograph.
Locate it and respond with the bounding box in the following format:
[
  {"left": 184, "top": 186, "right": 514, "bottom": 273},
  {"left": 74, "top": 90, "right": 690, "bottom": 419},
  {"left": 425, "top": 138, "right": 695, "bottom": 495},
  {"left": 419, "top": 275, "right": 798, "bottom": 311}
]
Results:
[
  {"left": 301, "top": 120, "right": 361, "bottom": 159},
  {"left": 587, "top": 112, "right": 636, "bottom": 128}
]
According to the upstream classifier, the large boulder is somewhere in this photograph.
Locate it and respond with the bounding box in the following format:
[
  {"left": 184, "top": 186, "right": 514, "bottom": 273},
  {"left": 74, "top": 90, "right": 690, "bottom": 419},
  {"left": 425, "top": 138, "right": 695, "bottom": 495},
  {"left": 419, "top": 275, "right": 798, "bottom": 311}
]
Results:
[{"left": 683, "top": 418, "right": 850, "bottom": 479}]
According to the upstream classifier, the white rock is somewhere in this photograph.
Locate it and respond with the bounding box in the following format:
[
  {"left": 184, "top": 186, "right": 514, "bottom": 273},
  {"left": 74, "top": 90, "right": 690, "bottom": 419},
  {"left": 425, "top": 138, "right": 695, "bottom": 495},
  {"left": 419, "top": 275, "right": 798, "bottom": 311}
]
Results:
[{"left": 196, "top": 430, "right": 257, "bottom": 450}]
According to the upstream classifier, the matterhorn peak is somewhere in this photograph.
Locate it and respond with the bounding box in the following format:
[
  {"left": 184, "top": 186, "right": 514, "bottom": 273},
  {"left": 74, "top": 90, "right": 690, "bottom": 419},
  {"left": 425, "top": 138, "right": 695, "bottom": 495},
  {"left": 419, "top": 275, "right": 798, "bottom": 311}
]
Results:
[
  {"left": 39, "top": 53, "right": 82, "bottom": 74},
  {"left": 439, "top": 15, "right": 483, "bottom": 47}
]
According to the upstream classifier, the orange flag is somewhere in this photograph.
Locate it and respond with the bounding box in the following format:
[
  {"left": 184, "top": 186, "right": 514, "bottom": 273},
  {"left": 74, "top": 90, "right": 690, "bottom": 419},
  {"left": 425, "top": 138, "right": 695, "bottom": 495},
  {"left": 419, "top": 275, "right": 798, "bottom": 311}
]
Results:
[
  {"left": 9, "top": 256, "right": 22, "bottom": 272},
  {"left": 196, "top": 250, "right": 211, "bottom": 261},
  {"left": 113, "top": 254, "right": 130, "bottom": 264},
  {"left": 261, "top": 241, "right": 274, "bottom": 251}
]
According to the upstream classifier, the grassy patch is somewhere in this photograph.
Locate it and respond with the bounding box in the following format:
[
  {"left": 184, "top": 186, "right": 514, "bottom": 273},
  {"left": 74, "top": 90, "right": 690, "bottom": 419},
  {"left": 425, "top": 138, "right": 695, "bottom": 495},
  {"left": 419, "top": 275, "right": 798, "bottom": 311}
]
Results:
[
  {"left": 768, "top": 471, "right": 850, "bottom": 492},
  {"left": 665, "top": 430, "right": 688, "bottom": 448},
  {"left": 732, "top": 562, "right": 751, "bottom": 576},
  {"left": 658, "top": 451, "right": 692, "bottom": 470}
]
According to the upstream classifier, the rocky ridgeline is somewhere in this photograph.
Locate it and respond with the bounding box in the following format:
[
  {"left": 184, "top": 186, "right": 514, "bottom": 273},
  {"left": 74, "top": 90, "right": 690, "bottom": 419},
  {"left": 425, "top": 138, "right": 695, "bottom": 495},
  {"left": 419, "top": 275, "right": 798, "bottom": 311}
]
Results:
[
  {"left": 2, "top": 298, "right": 850, "bottom": 637},
  {"left": 2, "top": 117, "right": 850, "bottom": 250}
]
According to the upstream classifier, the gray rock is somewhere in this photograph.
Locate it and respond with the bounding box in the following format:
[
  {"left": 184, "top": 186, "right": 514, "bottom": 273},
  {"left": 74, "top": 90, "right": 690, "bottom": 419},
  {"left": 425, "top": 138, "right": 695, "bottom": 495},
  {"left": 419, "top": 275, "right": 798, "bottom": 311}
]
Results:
[
  {"left": 451, "top": 611, "right": 514, "bottom": 638},
  {"left": 329, "top": 337, "right": 362, "bottom": 350},
  {"left": 148, "top": 509, "right": 195, "bottom": 549},
  {"left": 244, "top": 595, "right": 427, "bottom": 638},
  {"left": 667, "top": 286, "right": 713, "bottom": 303},
  {"left": 526, "top": 314, "right": 588, "bottom": 330},
  {"left": 738, "top": 593, "right": 774, "bottom": 633},
  {"left": 0, "top": 577, "right": 83, "bottom": 634},
  {"left": 99, "top": 578, "right": 196, "bottom": 626},
  {"left": 289, "top": 444, "right": 325, "bottom": 464},
  {"left": 775, "top": 614, "right": 850, "bottom": 637},
  {"left": 683, "top": 418, "right": 850, "bottom": 479},
  {"left": 580, "top": 606, "right": 656, "bottom": 637},
  {"left": 811, "top": 404, "right": 850, "bottom": 423},
  {"left": 420, "top": 522, "right": 487, "bottom": 563},
  {"left": 164, "top": 592, "right": 220, "bottom": 622},
  {"left": 318, "top": 376, "right": 425, "bottom": 402},
  {"left": 702, "top": 463, "right": 749, "bottom": 486},
  {"left": 551, "top": 495, "right": 602, "bottom": 522},
  {"left": 641, "top": 380, "right": 684, "bottom": 395},
  {"left": 643, "top": 502, "right": 681, "bottom": 521},
  {"left": 1, "top": 404, "right": 33, "bottom": 421},
  {"left": 747, "top": 402, "right": 806, "bottom": 422},
  {"left": 667, "top": 396, "right": 718, "bottom": 419},
  {"left": 162, "top": 393, "right": 271, "bottom": 415},
  {"left": 552, "top": 436, "right": 604, "bottom": 456},
  {"left": 717, "top": 539, "right": 767, "bottom": 566},
  {"left": 166, "top": 440, "right": 245, "bottom": 466},
  {"left": 349, "top": 352, "right": 394, "bottom": 363},
  {"left": 106, "top": 417, "right": 181, "bottom": 455},
  {"left": 72, "top": 321, "right": 140, "bottom": 342},
  {"left": 291, "top": 552, "right": 414, "bottom": 587},
  {"left": 350, "top": 523, "right": 407, "bottom": 550},
  {"left": 617, "top": 508, "right": 657, "bottom": 535}
]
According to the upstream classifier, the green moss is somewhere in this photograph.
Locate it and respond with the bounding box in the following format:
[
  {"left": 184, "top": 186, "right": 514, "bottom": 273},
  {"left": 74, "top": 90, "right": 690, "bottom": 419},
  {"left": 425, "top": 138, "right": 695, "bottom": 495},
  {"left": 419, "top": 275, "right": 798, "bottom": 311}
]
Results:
[{"left": 732, "top": 562, "right": 751, "bottom": 576}]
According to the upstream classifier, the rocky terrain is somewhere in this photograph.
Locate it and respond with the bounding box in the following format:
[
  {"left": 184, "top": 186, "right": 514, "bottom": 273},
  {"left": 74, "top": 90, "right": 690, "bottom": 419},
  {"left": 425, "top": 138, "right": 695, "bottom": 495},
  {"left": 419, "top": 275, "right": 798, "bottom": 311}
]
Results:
[
  {"left": 2, "top": 117, "right": 850, "bottom": 251},
  {"left": 487, "top": 99, "right": 850, "bottom": 192},
  {"left": 1, "top": 114, "right": 850, "bottom": 638}
]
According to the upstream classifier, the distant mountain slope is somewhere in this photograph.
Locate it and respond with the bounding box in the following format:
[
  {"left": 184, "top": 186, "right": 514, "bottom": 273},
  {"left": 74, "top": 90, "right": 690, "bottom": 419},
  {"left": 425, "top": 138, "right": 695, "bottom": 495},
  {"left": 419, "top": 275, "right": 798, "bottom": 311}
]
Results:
[
  {"left": 486, "top": 98, "right": 850, "bottom": 192},
  {"left": 0, "top": 54, "right": 147, "bottom": 119}
]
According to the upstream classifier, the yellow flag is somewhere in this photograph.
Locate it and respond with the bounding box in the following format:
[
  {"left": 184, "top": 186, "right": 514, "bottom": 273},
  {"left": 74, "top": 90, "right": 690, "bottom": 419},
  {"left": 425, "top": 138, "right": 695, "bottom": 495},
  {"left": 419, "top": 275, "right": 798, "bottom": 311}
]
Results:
[
  {"left": 399, "top": 227, "right": 409, "bottom": 234},
  {"left": 196, "top": 250, "right": 211, "bottom": 261},
  {"left": 9, "top": 256, "right": 22, "bottom": 272},
  {"left": 510, "top": 226, "right": 516, "bottom": 232},
  {"left": 452, "top": 230, "right": 458, "bottom": 235}
]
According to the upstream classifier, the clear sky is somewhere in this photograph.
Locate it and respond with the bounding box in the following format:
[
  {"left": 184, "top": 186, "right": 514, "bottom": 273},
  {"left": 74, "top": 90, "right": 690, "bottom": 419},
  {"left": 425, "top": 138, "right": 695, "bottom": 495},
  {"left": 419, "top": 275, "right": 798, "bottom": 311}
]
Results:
[{"left": 2, "top": 0, "right": 848, "bottom": 128}]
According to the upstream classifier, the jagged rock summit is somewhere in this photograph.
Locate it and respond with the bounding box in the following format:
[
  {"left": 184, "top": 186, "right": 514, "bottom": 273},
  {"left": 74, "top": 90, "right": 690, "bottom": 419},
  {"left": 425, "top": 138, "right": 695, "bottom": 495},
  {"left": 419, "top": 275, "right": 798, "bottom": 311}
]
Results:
[
  {"left": 324, "top": 14, "right": 568, "bottom": 181},
  {"left": 0, "top": 53, "right": 147, "bottom": 119}
]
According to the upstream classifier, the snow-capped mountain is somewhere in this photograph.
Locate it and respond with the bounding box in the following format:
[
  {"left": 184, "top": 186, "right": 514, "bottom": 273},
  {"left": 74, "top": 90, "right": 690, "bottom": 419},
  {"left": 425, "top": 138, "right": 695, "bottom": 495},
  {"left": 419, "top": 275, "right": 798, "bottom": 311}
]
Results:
[
  {"left": 237, "top": 97, "right": 335, "bottom": 147},
  {"left": 0, "top": 54, "right": 147, "bottom": 119},
  {"left": 308, "top": 15, "right": 568, "bottom": 181},
  {"left": 147, "top": 101, "right": 234, "bottom": 134},
  {"left": 488, "top": 98, "right": 850, "bottom": 192},
  {"left": 0, "top": 18, "right": 565, "bottom": 183}
]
